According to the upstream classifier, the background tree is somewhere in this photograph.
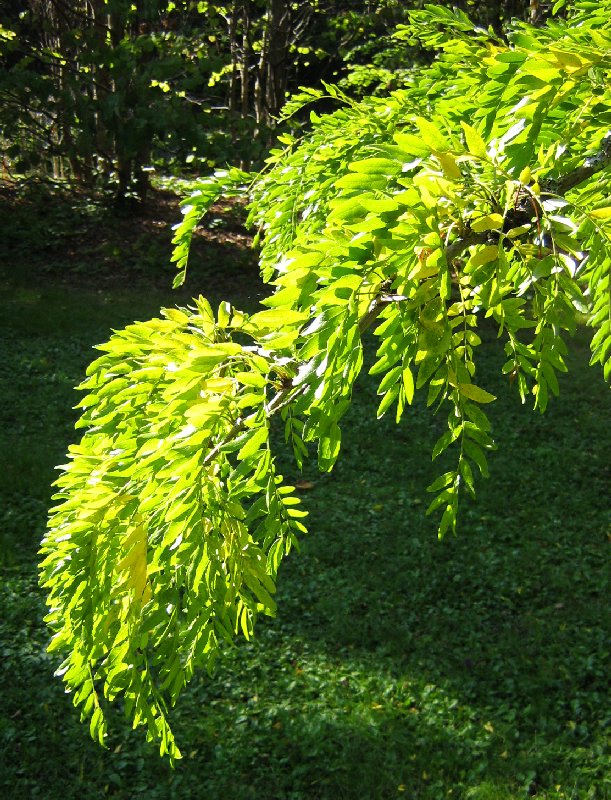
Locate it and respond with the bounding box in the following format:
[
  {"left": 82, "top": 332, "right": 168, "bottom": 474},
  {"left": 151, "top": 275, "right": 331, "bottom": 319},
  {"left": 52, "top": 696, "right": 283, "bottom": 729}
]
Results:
[
  {"left": 1, "top": 0, "right": 543, "bottom": 195},
  {"left": 39, "top": 0, "right": 611, "bottom": 760},
  {"left": 1, "top": 0, "right": 236, "bottom": 195}
]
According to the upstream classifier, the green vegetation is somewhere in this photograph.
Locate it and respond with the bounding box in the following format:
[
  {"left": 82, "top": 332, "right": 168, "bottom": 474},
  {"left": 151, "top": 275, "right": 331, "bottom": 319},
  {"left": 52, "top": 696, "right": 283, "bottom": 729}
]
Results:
[
  {"left": 0, "top": 1, "right": 537, "bottom": 197},
  {"left": 36, "top": 1, "right": 611, "bottom": 763},
  {"left": 0, "top": 0, "right": 609, "bottom": 795},
  {"left": 0, "top": 194, "right": 609, "bottom": 798}
]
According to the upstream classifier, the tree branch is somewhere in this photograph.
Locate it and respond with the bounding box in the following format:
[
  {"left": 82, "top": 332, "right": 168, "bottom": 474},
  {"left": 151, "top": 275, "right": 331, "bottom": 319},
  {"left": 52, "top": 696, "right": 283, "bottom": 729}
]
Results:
[
  {"left": 444, "top": 230, "right": 489, "bottom": 264},
  {"left": 201, "top": 377, "right": 302, "bottom": 469},
  {"left": 443, "top": 133, "right": 611, "bottom": 265},
  {"left": 547, "top": 133, "right": 611, "bottom": 195},
  {"left": 199, "top": 133, "right": 611, "bottom": 468}
]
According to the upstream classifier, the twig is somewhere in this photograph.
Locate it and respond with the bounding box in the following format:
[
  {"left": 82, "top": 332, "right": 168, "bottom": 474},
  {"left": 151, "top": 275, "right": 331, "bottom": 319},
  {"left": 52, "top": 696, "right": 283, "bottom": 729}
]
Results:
[
  {"left": 444, "top": 230, "right": 489, "bottom": 264},
  {"left": 201, "top": 380, "right": 301, "bottom": 468},
  {"left": 548, "top": 133, "right": 611, "bottom": 195},
  {"left": 442, "top": 133, "right": 611, "bottom": 265}
]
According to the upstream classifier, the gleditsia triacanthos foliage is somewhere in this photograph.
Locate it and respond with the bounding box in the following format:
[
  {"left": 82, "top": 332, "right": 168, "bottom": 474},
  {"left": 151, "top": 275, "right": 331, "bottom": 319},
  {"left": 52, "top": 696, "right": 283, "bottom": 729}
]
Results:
[{"left": 41, "top": 2, "right": 611, "bottom": 760}]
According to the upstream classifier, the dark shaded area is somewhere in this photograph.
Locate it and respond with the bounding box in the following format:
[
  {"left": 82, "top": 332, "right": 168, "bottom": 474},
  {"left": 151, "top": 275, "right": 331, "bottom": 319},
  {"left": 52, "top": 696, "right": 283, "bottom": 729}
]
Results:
[{"left": 0, "top": 184, "right": 261, "bottom": 297}]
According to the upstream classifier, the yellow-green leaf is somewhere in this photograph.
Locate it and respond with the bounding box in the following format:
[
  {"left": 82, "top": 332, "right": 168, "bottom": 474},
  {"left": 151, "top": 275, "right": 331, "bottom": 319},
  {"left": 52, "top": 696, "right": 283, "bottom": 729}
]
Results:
[
  {"left": 461, "top": 122, "right": 488, "bottom": 159},
  {"left": 393, "top": 132, "right": 430, "bottom": 157},
  {"left": 348, "top": 158, "right": 400, "bottom": 175},
  {"left": 589, "top": 207, "right": 611, "bottom": 220},
  {"left": 436, "top": 151, "right": 461, "bottom": 180},
  {"left": 469, "top": 245, "right": 498, "bottom": 267},
  {"left": 471, "top": 214, "right": 504, "bottom": 232},
  {"left": 247, "top": 308, "right": 308, "bottom": 332},
  {"left": 414, "top": 117, "right": 450, "bottom": 152},
  {"left": 458, "top": 383, "right": 497, "bottom": 403},
  {"left": 402, "top": 365, "right": 415, "bottom": 404}
]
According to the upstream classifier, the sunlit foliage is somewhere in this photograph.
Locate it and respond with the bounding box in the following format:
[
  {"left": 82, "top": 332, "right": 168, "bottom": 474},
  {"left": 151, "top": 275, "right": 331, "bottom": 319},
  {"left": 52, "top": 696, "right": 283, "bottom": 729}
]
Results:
[{"left": 41, "top": 2, "right": 611, "bottom": 758}]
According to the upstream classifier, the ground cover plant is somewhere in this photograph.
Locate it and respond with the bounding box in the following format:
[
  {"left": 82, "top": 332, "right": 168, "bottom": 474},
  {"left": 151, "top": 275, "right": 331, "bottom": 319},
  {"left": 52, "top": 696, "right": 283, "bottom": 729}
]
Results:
[
  {"left": 1, "top": 1, "right": 609, "bottom": 796},
  {"left": 0, "top": 199, "right": 608, "bottom": 797}
]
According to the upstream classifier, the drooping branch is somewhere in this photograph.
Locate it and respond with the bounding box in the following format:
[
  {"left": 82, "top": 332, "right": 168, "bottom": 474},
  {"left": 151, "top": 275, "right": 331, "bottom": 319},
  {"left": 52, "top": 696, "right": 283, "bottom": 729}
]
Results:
[{"left": 193, "top": 132, "right": 611, "bottom": 473}]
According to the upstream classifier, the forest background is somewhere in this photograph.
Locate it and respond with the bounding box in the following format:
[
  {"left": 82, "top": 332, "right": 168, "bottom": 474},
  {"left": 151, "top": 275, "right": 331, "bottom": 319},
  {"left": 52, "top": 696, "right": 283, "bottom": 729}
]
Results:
[{"left": 2, "top": 0, "right": 546, "bottom": 195}]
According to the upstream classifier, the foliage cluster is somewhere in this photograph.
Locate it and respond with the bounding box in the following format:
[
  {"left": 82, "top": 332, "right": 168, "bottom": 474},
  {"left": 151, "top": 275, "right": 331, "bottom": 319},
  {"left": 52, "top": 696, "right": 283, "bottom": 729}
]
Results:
[
  {"left": 0, "top": 272, "right": 609, "bottom": 799},
  {"left": 0, "top": 1, "right": 538, "bottom": 196},
  {"left": 39, "top": 0, "right": 611, "bottom": 763},
  {"left": 1, "top": 1, "right": 254, "bottom": 193}
]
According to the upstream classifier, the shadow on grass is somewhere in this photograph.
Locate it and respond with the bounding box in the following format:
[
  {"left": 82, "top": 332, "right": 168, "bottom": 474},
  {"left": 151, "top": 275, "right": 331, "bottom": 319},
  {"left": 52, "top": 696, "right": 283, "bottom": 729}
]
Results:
[
  {"left": 0, "top": 265, "right": 608, "bottom": 798},
  {"left": 0, "top": 573, "right": 525, "bottom": 800},
  {"left": 0, "top": 185, "right": 262, "bottom": 301},
  {"left": 257, "top": 327, "right": 610, "bottom": 798}
]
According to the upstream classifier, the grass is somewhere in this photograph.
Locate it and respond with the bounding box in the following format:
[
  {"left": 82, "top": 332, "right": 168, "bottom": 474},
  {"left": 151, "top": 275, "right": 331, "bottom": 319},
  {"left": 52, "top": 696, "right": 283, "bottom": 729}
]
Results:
[{"left": 0, "top": 187, "right": 609, "bottom": 799}]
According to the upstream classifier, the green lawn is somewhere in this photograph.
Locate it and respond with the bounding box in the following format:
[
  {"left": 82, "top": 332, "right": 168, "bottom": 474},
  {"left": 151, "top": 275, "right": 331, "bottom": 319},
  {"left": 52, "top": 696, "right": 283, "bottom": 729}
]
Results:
[{"left": 0, "top": 189, "right": 609, "bottom": 799}]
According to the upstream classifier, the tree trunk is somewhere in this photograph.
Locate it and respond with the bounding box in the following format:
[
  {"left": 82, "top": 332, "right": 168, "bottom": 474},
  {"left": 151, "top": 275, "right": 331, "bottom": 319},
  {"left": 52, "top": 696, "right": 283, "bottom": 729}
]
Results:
[
  {"left": 254, "top": 0, "right": 291, "bottom": 133},
  {"left": 240, "top": 2, "right": 251, "bottom": 121},
  {"left": 228, "top": 2, "right": 239, "bottom": 115},
  {"left": 263, "top": 0, "right": 291, "bottom": 122}
]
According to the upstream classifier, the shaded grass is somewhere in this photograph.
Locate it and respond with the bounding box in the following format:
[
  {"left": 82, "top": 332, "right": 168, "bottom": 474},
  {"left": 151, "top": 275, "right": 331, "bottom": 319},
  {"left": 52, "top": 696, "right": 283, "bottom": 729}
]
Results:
[{"left": 0, "top": 193, "right": 609, "bottom": 799}]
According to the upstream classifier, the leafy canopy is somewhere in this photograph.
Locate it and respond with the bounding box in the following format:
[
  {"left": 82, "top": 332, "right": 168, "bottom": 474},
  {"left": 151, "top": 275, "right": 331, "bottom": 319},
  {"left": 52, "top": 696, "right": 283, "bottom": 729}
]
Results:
[{"left": 41, "top": 1, "right": 611, "bottom": 760}]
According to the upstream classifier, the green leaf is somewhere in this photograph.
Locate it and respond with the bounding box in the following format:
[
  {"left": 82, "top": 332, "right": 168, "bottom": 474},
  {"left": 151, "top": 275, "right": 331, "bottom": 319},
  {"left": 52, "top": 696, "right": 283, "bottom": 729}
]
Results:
[
  {"left": 463, "top": 401, "right": 492, "bottom": 432},
  {"left": 426, "top": 490, "right": 452, "bottom": 516},
  {"left": 461, "top": 122, "right": 488, "bottom": 159},
  {"left": 377, "top": 365, "right": 402, "bottom": 395},
  {"left": 393, "top": 132, "right": 430, "bottom": 157},
  {"left": 458, "top": 383, "right": 497, "bottom": 403},
  {"left": 414, "top": 117, "right": 450, "bottom": 152},
  {"left": 416, "top": 353, "right": 445, "bottom": 390},
  {"left": 376, "top": 384, "right": 401, "bottom": 418},
  {"left": 463, "top": 440, "right": 490, "bottom": 476},
  {"left": 327, "top": 196, "right": 368, "bottom": 222},
  {"left": 402, "top": 365, "right": 415, "bottom": 405},
  {"left": 471, "top": 214, "right": 504, "bottom": 232},
  {"left": 318, "top": 421, "right": 341, "bottom": 471},
  {"left": 432, "top": 428, "right": 458, "bottom": 460},
  {"left": 468, "top": 245, "right": 498, "bottom": 267},
  {"left": 426, "top": 472, "right": 455, "bottom": 493},
  {"left": 348, "top": 157, "right": 401, "bottom": 175},
  {"left": 459, "top": 457, "right": 476, "bottom": 497},
  {"left": 438, "top": 504, "right": 456, "bottom": 538},
  {"left": 335, "top": 173, "right": 387, "bottom": 190},
  {"left": 237, "top": 426, "right": 268, "bottom": 460},
  {"left": 247, "top": 308, "right": 308, "bottom": 333}
]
